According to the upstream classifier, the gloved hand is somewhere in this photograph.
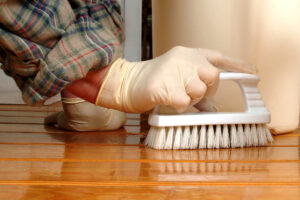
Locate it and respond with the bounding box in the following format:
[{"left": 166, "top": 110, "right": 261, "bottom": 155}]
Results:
[
  {"left": 96, "top": 46, "right": 255, "bottom": 113},
  {"left": 45, "top": 97, "right": 126, "bottom": 131}
]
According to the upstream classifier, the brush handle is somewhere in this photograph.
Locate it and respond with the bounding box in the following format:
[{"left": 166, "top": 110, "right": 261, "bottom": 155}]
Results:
[{"left": 219, "top": 72, "right": 267, "bottom": 113}]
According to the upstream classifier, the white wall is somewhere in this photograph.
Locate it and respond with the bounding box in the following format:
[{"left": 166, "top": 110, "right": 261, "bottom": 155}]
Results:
[
  {"left": 0, "top": 64, "right": 25, "bottom": 104},
  {"left": 152, "top": 0, "right": 300, "bottom": 133}
]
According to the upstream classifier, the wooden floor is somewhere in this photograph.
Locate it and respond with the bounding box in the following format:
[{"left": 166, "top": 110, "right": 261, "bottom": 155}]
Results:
[{"left": 0, "top": 104, "right": 299, "bottom": 200}]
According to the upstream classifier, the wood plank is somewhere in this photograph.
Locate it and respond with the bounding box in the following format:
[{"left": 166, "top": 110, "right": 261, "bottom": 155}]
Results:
[
  {"left": 0, "top": 132, "right": 298, "bottom": 146},
  {"left": 0, "top": 110, "right": 141, "bottom": 120},
  {"left": 0, "top": 185, "right": 299, "bottom": 200},
  {"left": 0, "top": 108, "right": 142, "bottom": 127},
  {"left": 271, "top": 135, "right": 300, "bottom": 146},
  {"left": 0, "top": 116, "right": 44, "bottom": 124},
  {"left": 0, "top": 104, "right": 62, "bottom": 112},
  {"left": 0, "top": 124, "right": 65, "bottom": 133},
  {"left": 0, "top": 116, "right": 141, "bottom": 126},
  {"left": 0, "top": 132, "right": 143, "bottom": 145},
  {"left": 0, "top": 124, "right": 143, "bottom": 135},
  {"left": 0, "top": 111, "right": 54, "bottom": 117},
  {"left": 0, "top": 144, "right": 299, "bottom": 161},
  {"left": 0, "top": 161, "right": 299, "bottom": 183}
]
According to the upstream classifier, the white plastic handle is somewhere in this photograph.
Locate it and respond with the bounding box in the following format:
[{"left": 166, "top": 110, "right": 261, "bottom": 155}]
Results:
[{"left": 219, "top": 72, "right": 266, "bottom": 113}]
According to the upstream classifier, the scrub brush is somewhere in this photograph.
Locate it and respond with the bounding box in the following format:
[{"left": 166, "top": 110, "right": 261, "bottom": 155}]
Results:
[{"left": 145, "top": 72, "right": 273, "bottom": 149}]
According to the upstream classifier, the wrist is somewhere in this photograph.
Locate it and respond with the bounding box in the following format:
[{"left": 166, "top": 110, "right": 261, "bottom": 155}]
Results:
[
  {"left": 85, "top": 64, "right": 112, "bottom": 90},
  {"left": 95, "top": 58, "right": 131, "bottom": 111},
  {"left": 65, "top": 62, "right": 115, "bottom": 104},
  {"left": 61, "top": 89, "right": 78, "bottom": 98}
]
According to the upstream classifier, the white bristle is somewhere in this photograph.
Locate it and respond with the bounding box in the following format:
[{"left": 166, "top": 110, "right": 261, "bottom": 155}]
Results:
[
  {"left": 207, "top": 125, "right": 215, "bottom": 148},
  {"left": 189, "top": 125, "right": 199, "bottom": 149},
  {"left": 145, "top": 126, "right": 156, "bottom": 146},
  {"left": 249, "top": 124, "right": 255, "bottom": 146},
  {"left": 151, "top": 127, "right": 161, "bottom": 148},
  {"left": 245, "top": 124, "right": 251, "bottom": 147},
  {"left": 153, "top": 127, "right": 166, "bottom": 149},
  {"left": 145, "top": 123, "right": 273, "bottom": 150},
  {"left": 251, "top": 124, "right": 259, "bottom": 146},
  {"left": 230, "top": 124, "right": 238, "bottom": 148},
  {"left": 265, "top": 126, "right": 274, "bottom": 143},
  {"left": 257, "top": 124, "right": 267, "bottom": 145},
  {"left": 199, "top": 125, "right": 207, "bottom": 148},
  {"left": 221, "top": 125, "right": 229, "bottom": 148},
  {"left": 181, "top": 126, "right": 191, "bottom": 149},
  {"left": 237, "top": 124, "right": 245, "bottom": 148},
  {"left": 165, "top": 127, "right": 174, "bottom": 149},
  {"left": 242, "top": 124, "right": 248, "bottom": 147},
  {"left": 173, "top": 127, "right": 183, "bottom": 149},
  {"left": 214, "top": 125, "right": 222, "bottom": 148}
]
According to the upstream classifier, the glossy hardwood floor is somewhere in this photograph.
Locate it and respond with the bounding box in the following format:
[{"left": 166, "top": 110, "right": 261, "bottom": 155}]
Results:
[{"left": 0, "top": 104, "right": 299, "bottom": 199}]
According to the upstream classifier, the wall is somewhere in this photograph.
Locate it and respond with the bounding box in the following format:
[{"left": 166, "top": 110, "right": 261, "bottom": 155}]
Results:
[{"left": 152, "top": 0, "right": 300, "bottom": 133}]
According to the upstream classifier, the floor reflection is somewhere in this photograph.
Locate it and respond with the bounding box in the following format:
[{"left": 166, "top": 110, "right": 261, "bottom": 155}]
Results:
[
  {"left": 143, "top": 147, "right": 274, "bottom": 181},
  {"left": 45, "top": 125, "right": 143, "bottom": 145}
]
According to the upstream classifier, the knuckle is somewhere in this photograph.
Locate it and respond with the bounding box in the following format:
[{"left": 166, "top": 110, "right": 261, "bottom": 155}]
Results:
[
  {"left": 170, "top": 46, "right": 188, "bottom": 54},
  {"left": 212, "top": 50, "right": 223, "bottom": 58},
  {"left": 172, "top": 46, "right": 185, "bottom": 51},
  {"left": 208, "top": 49, "right": 223, "bottom": 59},
  {"left": 175, "top": 96, "right": 191, "bottom": 113},
  {"left": 206, "top": 68, "right": 219, "bottom": 86},
  {"left": 194, "top": 82, "right": 207, "bottom": 99},
  {"left": 179, "top": 96, "right": 191, "bottom": 108},
  {"left": 198, "top": 82, "right": 208, "bottom": 94},
  {"left": 188, "top": 81, "right": 207, "bottom": 100},
  {"left": 206, "top": 50, "right": 224, "bottom": 64}
]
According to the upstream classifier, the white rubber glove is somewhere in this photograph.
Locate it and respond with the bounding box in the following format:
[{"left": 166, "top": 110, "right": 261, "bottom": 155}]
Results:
[
  {"left": 45, "top": 97, "right": 126, "bottom": 131},
  {"left": 96, "top": 46, "right": 255, "bottom": 113},
  {"left": 194, "top": 97, "right": 218, "bottom": 112}
]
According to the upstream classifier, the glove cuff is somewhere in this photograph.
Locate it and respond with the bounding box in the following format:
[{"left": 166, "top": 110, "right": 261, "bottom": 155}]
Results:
[
  {"left": 95, "top": 58, "right": 129, "bottom": 111},
  {"left": 61, "top": 97, "right": 86, "bottom": 104}
]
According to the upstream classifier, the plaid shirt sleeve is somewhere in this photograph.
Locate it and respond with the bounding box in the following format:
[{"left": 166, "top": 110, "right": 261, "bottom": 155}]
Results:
[{"left": 0, "top": 0, "right": 125, "bottom": 104}]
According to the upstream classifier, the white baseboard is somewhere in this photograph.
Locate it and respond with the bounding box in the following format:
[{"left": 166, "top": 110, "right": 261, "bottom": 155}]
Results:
[{"left": 0, "top": 91, "right": 25, "bottom": 104}]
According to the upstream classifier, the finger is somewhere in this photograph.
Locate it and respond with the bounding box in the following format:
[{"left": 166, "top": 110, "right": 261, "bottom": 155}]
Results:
[
  {"left": 197, "top": 61, "right": 220, "bottom": 96},
  {"left": 197, "top": 59, "right": 220, "bottom": 84},
  {"left": 185, "top": 77, "right": 207, "bottom": 102},
  {"left": 205, "top": 51, "right": 257, "bottom": 74},
  {"left": 194, "top": 97, "right": 218, "bottom": 112},
  {"left": 169, "top": 88, "right": 191, "bottom": 113},
  {"left": 205, "top": 76, "right": 219, "bottom": 97}
]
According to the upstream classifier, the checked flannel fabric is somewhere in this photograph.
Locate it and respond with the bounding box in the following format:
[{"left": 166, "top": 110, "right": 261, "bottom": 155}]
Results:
[{"left": 0, "top": 0, "right": 125, "bottom": 104}]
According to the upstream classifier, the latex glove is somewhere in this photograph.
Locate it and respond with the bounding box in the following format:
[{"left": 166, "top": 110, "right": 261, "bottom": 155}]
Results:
[
  {"left": 194, "top": 97, "right": 218, "bottom": 112},
  {"left": 45, "top": 97, "right": 126, "bottom": 131},
  {"left": 159, "top": 97, "right": 218, "bottom": 115},
  {"left": 96, "top": 46, "right": 255, "bottom": 113}
]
